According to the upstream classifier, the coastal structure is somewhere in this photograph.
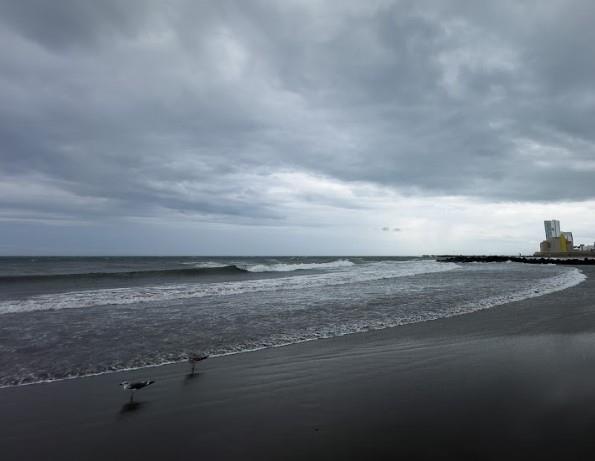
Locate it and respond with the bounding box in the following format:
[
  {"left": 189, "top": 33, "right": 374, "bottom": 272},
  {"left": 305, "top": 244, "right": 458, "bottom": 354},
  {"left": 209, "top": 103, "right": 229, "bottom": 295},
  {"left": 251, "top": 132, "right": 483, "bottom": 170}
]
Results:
[{"left": 535, "top": 220, "right": 594, "bottom": 257}]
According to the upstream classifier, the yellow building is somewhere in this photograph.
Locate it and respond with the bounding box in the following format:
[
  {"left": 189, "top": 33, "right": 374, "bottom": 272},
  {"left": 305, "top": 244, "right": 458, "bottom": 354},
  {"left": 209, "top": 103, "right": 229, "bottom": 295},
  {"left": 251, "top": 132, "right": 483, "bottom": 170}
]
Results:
[{"left": 539, "top": 234, "right": 571, "bottom": 254}]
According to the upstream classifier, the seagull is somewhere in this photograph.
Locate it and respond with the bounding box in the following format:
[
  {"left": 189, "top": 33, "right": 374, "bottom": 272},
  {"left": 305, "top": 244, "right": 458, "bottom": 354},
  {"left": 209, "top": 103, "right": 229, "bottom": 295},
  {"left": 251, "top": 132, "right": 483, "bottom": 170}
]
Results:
[
  {"left": 120, "top": 379, "right": 155, "bottom": 402},
  {"left": 188, "top": 353, "right": 209, "bottom": 375}
]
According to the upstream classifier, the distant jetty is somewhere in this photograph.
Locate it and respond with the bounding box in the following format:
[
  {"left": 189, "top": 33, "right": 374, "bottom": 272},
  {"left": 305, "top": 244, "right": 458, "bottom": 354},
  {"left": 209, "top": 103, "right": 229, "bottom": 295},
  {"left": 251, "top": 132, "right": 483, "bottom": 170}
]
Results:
[{"left": 437, "top": 255, "right": 595, "bottom": 265}]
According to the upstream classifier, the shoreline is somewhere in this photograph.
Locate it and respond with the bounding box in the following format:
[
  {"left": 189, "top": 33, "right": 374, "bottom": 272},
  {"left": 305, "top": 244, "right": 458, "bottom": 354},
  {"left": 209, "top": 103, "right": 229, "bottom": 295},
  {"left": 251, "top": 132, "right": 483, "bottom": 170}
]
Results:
[{"left": 2, "top": 267, "right": 595, "bottom": 459}]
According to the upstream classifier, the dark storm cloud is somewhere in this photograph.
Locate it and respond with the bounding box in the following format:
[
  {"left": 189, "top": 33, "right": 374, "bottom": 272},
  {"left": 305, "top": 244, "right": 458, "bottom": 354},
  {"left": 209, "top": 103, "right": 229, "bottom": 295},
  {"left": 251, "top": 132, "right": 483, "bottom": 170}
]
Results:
[{"left": 1, "top": 0, "right": 595, "bottom": 225}]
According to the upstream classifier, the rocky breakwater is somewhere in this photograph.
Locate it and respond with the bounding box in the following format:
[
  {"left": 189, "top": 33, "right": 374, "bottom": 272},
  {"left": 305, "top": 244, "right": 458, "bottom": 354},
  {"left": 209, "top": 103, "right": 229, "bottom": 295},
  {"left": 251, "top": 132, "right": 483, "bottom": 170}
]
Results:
[{"left": 437, "top": 255, "right": 595, "bottom": 265}]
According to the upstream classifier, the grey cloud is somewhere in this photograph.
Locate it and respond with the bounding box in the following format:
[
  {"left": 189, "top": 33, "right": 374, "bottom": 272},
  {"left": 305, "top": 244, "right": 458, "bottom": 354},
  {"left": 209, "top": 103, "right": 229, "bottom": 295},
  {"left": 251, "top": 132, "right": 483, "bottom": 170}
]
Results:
[
  {"left": 1, "top": 0, "right": 595, "bottom": 228},
  {"left": 0, "top": 0, "right": 155, "bottom": 51}
]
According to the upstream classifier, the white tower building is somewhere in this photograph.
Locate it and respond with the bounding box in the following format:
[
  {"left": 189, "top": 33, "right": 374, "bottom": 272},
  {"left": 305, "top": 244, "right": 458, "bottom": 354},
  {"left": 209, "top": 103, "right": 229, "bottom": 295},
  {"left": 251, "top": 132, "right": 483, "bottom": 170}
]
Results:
[{"left": 544, "top": 220, "right": 561, "bottom": 240}]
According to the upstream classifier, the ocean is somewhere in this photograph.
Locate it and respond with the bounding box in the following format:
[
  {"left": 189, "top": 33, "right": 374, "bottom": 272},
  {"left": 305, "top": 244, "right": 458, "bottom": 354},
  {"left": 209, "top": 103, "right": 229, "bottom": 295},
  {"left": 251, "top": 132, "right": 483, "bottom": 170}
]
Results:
[{"left": 0, "top": 256, "right": 586, "bottom": 387}]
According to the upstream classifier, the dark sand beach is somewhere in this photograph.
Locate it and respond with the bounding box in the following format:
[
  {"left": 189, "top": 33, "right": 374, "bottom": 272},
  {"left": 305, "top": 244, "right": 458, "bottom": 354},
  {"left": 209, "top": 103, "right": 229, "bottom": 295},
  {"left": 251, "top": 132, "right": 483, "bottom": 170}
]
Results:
[{"left": 3, "top": 267, "right": 595, "bottom": 460}]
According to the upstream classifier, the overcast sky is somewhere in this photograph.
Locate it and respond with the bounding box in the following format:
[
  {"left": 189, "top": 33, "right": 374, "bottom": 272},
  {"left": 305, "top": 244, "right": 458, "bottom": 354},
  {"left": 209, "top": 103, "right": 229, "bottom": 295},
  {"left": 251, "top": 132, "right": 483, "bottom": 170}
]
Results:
[{"left": 1, "top": 0, "right": 595, "bottom": 255}]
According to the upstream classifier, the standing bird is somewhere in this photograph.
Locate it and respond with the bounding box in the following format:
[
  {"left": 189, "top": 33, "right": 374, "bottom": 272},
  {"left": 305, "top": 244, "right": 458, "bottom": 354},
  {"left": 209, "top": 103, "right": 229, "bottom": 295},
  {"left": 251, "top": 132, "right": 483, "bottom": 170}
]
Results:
[
  {"left": 120, "top": 379, "right": 155, "bottom": 402},
  {"left": 188, "top": 353, "right": 209, "bottom": 375}
]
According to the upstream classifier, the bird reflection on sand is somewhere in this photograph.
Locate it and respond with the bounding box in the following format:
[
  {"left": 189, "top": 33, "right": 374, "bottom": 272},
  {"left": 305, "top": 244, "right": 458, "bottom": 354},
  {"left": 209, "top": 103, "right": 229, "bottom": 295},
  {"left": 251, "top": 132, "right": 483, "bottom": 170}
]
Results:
[{"left": 119, "top": 401, "right": 146, "bottom": 414}]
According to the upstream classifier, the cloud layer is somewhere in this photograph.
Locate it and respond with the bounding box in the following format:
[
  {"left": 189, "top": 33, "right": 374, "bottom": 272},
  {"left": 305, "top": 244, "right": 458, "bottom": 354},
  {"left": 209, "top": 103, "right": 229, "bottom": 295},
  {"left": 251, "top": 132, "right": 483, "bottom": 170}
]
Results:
[{"left": 1, "top": 0, "right": 595, "bottom": 253}]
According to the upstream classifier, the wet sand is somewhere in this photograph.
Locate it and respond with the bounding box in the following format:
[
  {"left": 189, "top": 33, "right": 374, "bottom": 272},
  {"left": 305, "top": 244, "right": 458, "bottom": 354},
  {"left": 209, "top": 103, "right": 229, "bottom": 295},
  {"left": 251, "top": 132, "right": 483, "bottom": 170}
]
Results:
[{"left": 2, "top": 267, "right": 595, "bottom": 460}]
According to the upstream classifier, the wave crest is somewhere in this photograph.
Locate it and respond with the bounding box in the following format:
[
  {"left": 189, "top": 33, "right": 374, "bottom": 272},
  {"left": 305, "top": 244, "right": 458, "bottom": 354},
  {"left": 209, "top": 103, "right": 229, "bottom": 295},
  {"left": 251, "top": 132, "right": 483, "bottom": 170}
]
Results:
[
  {"left": 245, "top": 259, "right": 354, "bottom": 272},
  {"left": 0, "top": 265, "right": 247, "bottom": 283}
]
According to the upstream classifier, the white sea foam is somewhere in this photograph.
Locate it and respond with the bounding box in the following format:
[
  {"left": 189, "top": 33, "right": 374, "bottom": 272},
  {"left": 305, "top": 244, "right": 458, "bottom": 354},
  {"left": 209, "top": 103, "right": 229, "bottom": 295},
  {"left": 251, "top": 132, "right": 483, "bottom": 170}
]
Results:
[
  {"left": 180, "top": 261, "right": 230, "bottom": 268},
  {"left": 0, "top": 260, "right": 458, "bottom": 314},
  {"left": 180, "top": 258, "right": 356, "bottom": 272},
  {"left": 244, "top": 259, "right": 355, "bottom": 272}
]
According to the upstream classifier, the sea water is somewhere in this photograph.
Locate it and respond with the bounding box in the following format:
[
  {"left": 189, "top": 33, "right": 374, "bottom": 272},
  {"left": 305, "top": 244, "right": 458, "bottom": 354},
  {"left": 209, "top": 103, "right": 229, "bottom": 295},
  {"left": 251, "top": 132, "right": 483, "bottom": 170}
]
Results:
[{"left": 0, "top": 256, "right": 586, "bottom": 387}]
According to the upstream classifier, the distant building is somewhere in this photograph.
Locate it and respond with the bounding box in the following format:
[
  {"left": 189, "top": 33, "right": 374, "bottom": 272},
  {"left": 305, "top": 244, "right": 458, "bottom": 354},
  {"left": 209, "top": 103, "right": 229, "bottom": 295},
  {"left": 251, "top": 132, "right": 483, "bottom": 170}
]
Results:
[
  {"left": 535, "top": 220, "right": 594, "bottom": 257},
  {"left": 544, "top": 220, "right": 561, "bottom": 240}
]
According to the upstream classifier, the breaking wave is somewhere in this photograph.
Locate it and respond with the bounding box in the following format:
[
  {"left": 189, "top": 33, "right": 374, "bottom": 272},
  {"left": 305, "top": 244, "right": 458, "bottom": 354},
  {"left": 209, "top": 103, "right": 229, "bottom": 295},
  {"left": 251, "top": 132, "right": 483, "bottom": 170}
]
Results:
[
  {"left": 0, "top": 259, "right": 361, "bottom": 284},
  {"left": 244, "top": 259, "right": 355, "bottom": 272},
  {"left": 0, "top": 260, "right": 457, "bottom": 315}
]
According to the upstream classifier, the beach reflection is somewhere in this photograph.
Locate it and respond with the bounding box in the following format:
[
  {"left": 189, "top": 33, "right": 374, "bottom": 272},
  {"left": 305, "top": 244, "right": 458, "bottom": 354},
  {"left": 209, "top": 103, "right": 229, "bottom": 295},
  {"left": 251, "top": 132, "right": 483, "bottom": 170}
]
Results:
[
  {"left": 183, "top": 372, "right": 200, "bottom": 385},
  {"left": 119, "top": 401, "right": 146, "bottom": 415}
]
